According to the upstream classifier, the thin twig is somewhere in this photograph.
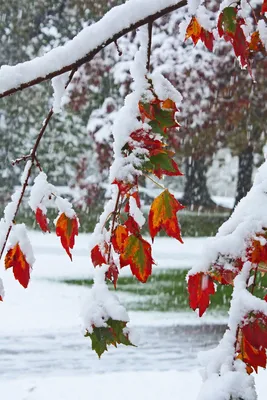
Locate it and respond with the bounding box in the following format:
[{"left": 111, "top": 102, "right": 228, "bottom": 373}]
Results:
[
  {"left": 146, "top": 20, "right": 153, "bottom": 72},
  {"left": 0, "top": 1, "right": 187, "bottom": 99},
  {"left": 0, "top": 67, "right": 77, "bottom": 259},
  {"left": 107, "top": 190, "right": 121, "bottom": 264},
  {"left": 144, "top": 174, "right": 165, "bottom": 190}
]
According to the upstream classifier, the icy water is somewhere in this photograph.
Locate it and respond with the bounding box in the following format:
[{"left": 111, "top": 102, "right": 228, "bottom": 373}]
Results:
[{"left": 0, "top": 324, "right": 226, "bottom": 379}]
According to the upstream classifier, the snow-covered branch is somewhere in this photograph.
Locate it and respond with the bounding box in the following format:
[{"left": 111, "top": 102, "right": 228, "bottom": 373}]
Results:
[{"left": 0, "top": 0, "right": 187, "bottom": 98}]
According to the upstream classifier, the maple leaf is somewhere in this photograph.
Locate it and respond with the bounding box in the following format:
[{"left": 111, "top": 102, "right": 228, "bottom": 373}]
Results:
[
  {"left": 111, "top": 225, "right": 129, "bottom": 254},
  {"left": 188, "top": 272, "right": 215, "bottom": 317},
  {"left": 200, "top": 29, "right": 214, "bottom": 51},
  {"left": 35, "top": 207, "right": 50, "bottom": 233},
  {"left": 105, "top": 263, "right": 119, "bottom": 288},
  {"left": 217, "top": 7, "right": 249, "bottom": 68},
  {"left": 149, "top": 150, "right": 183, "bottom": 179},
  {"left": 124, "top": 215, "right": 140, "bottom": 236},
  {"left": 55, "top": 213, "right": 79, "bottom": 260},
  {"left": 113, "top": 179, "right": 136, "bottom": 195},
  {"left": 185, "top": 16, "right": 202, "bottom": 45},
  {"left": 237, "top": 334, "right": 267, "bottom": 373},
  {"left": 262, "top": 0, "right": 267, "bottom": 14},
  {"left": 242, "top": 312, "right": 267, "bottom": 349},
  {"left": 120, "top": 234, "right": 154, "bottom": 282},
  {"left": 5, "top": 243, "right": 30, "bottom": 288},
  {"left": 149, "top": 189, "right": 184, "bottom": 242},
  {"left": 248, "top": 31, "right": 263, "bottom": 52},
  {"left": 248, "top": 238, "right": 267, "bottom": 264},
  {"left": 91, "top": 244, "right": 106, "bottom": 267},
  {"left": 85, "top": 318, "right": 133, "bottom": 358}
]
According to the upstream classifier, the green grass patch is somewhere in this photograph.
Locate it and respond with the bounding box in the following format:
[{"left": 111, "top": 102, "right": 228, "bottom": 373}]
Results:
[{"left": 62, "top": 269, "right": 267, "bottom": 312}]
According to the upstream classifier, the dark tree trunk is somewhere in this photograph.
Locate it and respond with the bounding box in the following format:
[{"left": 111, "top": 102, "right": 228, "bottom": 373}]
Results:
[
  {"left": 234, "top": 145, "right": 253, "bottom": 207},
  {"left": 181, "top": 157, "right": 215, "bottom": 208}
]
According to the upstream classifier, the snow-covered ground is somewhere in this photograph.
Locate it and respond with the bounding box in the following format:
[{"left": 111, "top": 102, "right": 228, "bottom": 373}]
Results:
[{"left": 1, "top": 232, "right": 266, "bottom": 399}]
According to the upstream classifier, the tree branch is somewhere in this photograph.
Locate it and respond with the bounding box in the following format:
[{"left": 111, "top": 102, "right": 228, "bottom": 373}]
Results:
[
  {"left": 0, "top": 68, "right": 77, "bottom": 259},
  {"left": 0, "top": 0, "right": 187, "bottom": 99}
]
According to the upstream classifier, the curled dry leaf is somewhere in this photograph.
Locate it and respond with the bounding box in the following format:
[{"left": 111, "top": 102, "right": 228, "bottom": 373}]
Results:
[
  {"left": 55, "top": 213, "right": 79, "bottom": 260},
  {"left": 36, "top": 207, "right": 50, "bottom": 233},
  {"left": 149, "top": 189, "right": 184, "bottom": 242},
  {"left": 188, "top": 272, "right": 215, "bottom": 317},
  {"left": 5, "top": 243, "right": 30, "bottom": 288}
]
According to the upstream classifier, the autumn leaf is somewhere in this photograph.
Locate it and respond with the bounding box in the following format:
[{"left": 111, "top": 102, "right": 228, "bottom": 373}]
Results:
[
  {"left": 249, "top": 31, "right": 263, "bottom": 52},
  {"left": 105, "top": 263, "right": 119, "bottom": 288},
  {"left": 149, "top": 150, "right": 183, "bottom": 179},
  {"left": 111, "top": 225, "right": 129, "bottom": 253},
  {"left": 120, "top": 234, "right": 154, "bottom": 282},
  {"left": 91, "top": 244, "right": 106, "bottom": 267},
  {"left": 149, "top": 189, "right": 184, "bottom": 242},
  {"left": 35, "top": 207, "right": 50, "bottom": 233},
  {"left": 185, "top": 16, "right": 202, "bottom": 45},
  {"left": 262, "top": 0, "right": 267, "bottom": 14},
  {"left": 237, "top": 333, "right": 267, "bottom": 373},
  {"left": 217, "top": 7, "right": 248, "bottom": 68},
  {"left": 188, "top": 272, "right": 215, "bottom": 317},
  {"left": 85, "top": 318, "right": 133, "bottom": 358},
  {"left": 55, "top": 213, "right": 79, "bottom": 260},
  {"left": 248, "top": 238, "right": 267, "bottom": 264},
  {"left": 200, "top": 29, "right": 214, "bottom": 51},
  {"left": 242, "top": 312, "right": 267, "bottom": 349},
  {"left": 5, "top": 243, "right": 30, "bottom": 288}
]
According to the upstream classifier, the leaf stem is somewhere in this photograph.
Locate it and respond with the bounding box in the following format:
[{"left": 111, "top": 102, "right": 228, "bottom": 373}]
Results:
[{"left": 144, "top": 174, "right": 165, "bottom": 190}]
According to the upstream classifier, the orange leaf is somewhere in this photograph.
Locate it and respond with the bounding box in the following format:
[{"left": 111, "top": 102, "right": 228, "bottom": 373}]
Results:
[
  {"left": 149, "top": 189, "right": 184, "bottom": 242},
  {"left": 36, "top": 207, "right": 50, "bottom": 233},
  {"left": 5, "top": 244, "right": 30, "bottom": 288},
  {"left": 55, "top": 213, "right": 79, "bottom": 260},
  {"left": 111, "top": 225, "right": 129, "bottom": 254},
  {"left": 249, "top": 31, "right": 263, "bottom": 52},
  {"left": 188, "top": 272, "right": 215, "bottom": 317},
  {"left": 120, "top": 234, "right": 154, "bottom": 282},
  {"left": 185, "top": 16, "right": 202, "bottom": 45},
  {"left": 91, "top": 244, "right": 106, "bottom": 267}
]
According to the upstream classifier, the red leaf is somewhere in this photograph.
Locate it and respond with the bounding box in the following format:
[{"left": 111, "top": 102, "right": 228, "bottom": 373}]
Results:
[
  {"left": 188, "top": 272, "right": 215, "bottom": 317},
  {"left": 55, "top": 213, "right": 79, "bottom": 260},
  {"left": 149, "top": 189, "right": 184, "bottom": 242},
  {"left": 105, "top": 263, "right": 119, "bottom": 288},
  {"left": 5, "top": 243, "right": 30, "bottom": 288},
  {"left": 124, "top": 215, "right": 141, "bottom": 236},
  {"left": 242, "top": 312, "right": 267, "bottom": 349},
  {"left": 35, "top": 207, "right": 50, "bottom": 233},
  {"left": 200, "top": 28, "right": 214, "bottom": 51},
  {"left": 113, "top": 179, "right": 136, "bottom": 196},
  {"left": 124, "top": 191, "right": 141, "bottom": 213},
  {"left": 91, "top": 244, "right": 106, "bottom": 267},
  {"left": 120, "top": 234, "right": 154, "bottom": 282},
  {"left": 262, "top": 0, "right": 267, "bottom": 14},
  {"left": 237, "top": 334, "right": 267, "bottom": 373}
]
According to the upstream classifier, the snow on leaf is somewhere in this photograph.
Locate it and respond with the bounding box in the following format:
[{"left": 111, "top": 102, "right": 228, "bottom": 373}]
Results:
[
  {"left": 55, "top": 213, "right": 79, "bottom": 260},
  {"left": 149, "top": 189, "right": 184, "bottom": 242},
  {"left": 188, "top": 272, "right": 215, "bottom": 317},
  {"left": 120, "top": 234, "right": 154, "bottom": 282},
  {"left": 85, "top": 318, "right": 133, "bottom": 358},
  {"left": 35, "top": 207, "right": 50, "bottom": 233},
  {"left": 5, "top": 243, "right": 30, "bottom": 288}
]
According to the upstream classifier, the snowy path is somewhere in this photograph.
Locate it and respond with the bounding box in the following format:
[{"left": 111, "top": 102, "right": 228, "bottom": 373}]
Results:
[{"left": 1, "top": 233, "right": 266, "bottom": 399}]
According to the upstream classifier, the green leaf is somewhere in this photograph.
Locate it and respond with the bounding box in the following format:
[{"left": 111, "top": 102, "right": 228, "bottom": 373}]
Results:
[
  {"left": 85, "top": 318, "right": 134, "bottom": 358},
  {"left": 221, "top": 7, "right": 237, "bottom": 34},
  {"left": 148, "top": 120, "right": 165, "bottom": 135}
]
